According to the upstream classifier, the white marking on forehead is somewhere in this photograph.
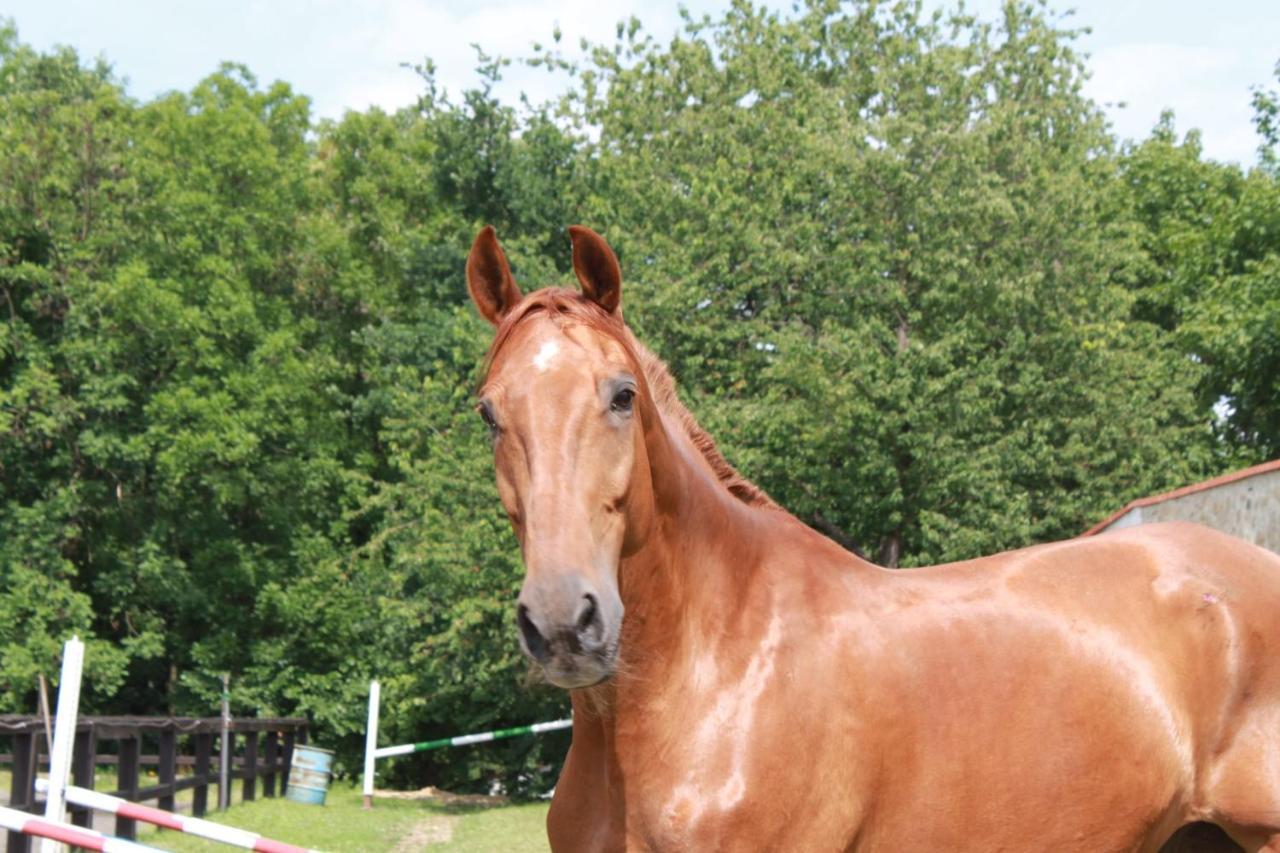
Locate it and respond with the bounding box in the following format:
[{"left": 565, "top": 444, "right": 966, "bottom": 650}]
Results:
[{"left": 531, "top": 339, "right": 561, "bottom": 372}]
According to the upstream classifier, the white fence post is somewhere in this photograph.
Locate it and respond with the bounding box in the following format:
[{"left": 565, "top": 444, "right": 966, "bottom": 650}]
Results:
[
  {"left": 219, "top": 673, "right": 230, "bottom": 810},
  {"left": 362, "top": 680, "right": 380, "bottom": 810},
  {"left": 41, "top": 635, "right": 84, "bottom": 853}
]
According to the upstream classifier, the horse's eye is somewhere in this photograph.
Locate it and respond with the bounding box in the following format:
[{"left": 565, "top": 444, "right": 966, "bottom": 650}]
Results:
[
  {"left": 611, "top": 388, "right": 636, "bottom": 414},
  {"left": 477, "top": 403, "right": 498, "bottom": 433}
]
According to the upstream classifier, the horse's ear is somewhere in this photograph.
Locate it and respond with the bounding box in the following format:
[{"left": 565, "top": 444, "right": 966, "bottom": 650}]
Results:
[
  {"left": 467, "top": 225, "right": 523, "bottom": 326},
  {"left": 568, "top": 226, "right": 621, "bottom": 315}
]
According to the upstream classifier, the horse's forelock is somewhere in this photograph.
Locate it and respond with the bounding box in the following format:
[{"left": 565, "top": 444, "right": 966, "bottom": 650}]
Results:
[{"left": 483, "top": 288, "right": 620, "bottom": 374}]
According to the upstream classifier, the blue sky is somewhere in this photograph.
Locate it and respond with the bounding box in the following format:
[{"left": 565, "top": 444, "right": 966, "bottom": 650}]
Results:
[{"left": 5, "top": 0, "right": 1276, "bottom": 165}]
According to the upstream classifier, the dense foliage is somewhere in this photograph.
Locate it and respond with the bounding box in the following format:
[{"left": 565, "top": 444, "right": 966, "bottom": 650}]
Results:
[{"left": 1, "top": 1, "right": 1277, "bottom": 793}]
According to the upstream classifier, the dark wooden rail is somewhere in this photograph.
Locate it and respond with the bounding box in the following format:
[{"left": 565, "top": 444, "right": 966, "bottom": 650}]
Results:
[{"left": 0, "top": 715, "right": 308, "bottom": 852}]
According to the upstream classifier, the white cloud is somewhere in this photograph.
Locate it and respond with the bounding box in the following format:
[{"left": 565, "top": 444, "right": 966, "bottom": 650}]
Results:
[
  {"left": 7, "top": 0, "right": 1273, "bottom": 165},
  {"left": 313, "top": 0, "right": 702, "bottom": 119},
  {"left": 1084, "top": 41, "right": 1267, "bottom": 164}
]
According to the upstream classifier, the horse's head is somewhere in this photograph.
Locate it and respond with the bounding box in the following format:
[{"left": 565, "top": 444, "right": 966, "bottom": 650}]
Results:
[{"left": 467, "top": 225, "right": 655, "bottom": 689}]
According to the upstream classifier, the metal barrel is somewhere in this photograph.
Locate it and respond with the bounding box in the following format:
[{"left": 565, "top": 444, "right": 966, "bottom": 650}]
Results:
[{"left": 285, "top": 745, "right": 335, "bottom": 806}]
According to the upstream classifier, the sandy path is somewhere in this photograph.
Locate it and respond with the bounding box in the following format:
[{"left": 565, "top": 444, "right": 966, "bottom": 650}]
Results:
[{"left": 390, "top": 815, "right": 458, "bottom": 851}]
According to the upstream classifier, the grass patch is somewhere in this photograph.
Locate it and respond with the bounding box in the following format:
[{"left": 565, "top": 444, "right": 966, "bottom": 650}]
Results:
[
  {"left": 444, "top": 801, "right": 551, "bottom": 853},
  {"left": 1, "top": 768, "right": 549, "bottom": 851},
  {"left": 137, "top": 781, "right": 550, "bottom": 852},
  {"left": 0, "top": 767, "right": 168, "bottom": 800}
]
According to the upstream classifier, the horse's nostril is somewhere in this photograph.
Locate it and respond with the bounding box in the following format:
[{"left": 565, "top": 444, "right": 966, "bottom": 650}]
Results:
[
  {"left": 518, "top": 604, "right": 550, "bottom": 663},
  {"left": 575, "top": 593, "right": 602, "bottom": 642}
]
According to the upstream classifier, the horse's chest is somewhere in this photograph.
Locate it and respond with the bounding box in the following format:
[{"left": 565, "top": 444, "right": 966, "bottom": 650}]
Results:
[
  {"left": 612, "top": 685, "right": 867, "bottom": 848},
  {"left": 623, "top": 767, "right": 860, "bottom": 851}
]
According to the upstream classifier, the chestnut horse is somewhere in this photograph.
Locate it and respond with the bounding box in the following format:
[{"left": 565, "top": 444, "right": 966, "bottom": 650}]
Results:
[{"left": 466, "top": 225, "right": 1280, "bottom": 852}]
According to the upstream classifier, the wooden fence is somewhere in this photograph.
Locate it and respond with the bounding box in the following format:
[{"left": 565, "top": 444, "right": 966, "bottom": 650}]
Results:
[{"left": 0, "top": 715, "right": 308, "bottom": 852}]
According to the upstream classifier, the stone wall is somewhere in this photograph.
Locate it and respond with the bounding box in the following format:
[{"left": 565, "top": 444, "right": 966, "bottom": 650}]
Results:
[{"left": 1101, "top": 468, "right": 1280, "bottom": 554}]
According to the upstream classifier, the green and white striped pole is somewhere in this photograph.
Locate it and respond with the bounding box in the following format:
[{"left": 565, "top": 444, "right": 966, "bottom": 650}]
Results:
[
  {"left": 372, "top": 718, "right": 573, "bottom": 758},
  {"left": 361, "top": 680, "right": 571, "bottom": 808}
]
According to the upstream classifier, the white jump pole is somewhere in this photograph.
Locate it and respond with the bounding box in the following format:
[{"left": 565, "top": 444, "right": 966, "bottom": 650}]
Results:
[
  {"left": 42, "top": 635, "right": 85, "bottom": 853},
  {"left": 362, "top": 680, "right": 380, "bottom": 810},
  {"left": 0, "top": 805, "right": 162, "bottom": 853},
  {"left": 35, "top": 780, "right": 320, "bottom": 853}
]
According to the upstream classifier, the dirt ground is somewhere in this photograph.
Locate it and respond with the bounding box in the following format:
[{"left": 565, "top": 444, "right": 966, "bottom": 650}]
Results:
[
  {"left": 378, "top": 787, "right": 508, "bottom": 850},
  {"left": 374, "top": 785, "right": 508, "bottom": 807}
]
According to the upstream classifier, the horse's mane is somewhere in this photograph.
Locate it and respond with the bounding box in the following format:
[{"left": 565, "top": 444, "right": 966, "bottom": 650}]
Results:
[{"left": 485, "top": 288, "right": 777, "bottom": 510}]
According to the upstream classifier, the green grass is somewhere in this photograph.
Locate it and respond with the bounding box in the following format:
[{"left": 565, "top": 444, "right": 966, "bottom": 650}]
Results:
[
  {"left": 439, "top": 801, "right": 552, "bottom": 853},
  {"left": 0, "top": 767, "right": 137, "bottom": 794},
  {"left": 2, "top": 767, "right": 548, "bottom": 851},
  {"left": 136, "top": 780, "right": 550, "bottom": 852},
  {"left": 1, "top": 767, "right": 203, "bottom": 811}
]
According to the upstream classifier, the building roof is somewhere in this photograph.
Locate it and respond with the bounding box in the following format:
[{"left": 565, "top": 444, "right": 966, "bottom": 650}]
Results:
[{"left": 1082, "top": 458, "right": 1280, "bottom": 537}]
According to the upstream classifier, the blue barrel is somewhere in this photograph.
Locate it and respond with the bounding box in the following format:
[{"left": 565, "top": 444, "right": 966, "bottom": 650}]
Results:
[{"left": 285, "top": 744, "right": 334, "bottom": 805}]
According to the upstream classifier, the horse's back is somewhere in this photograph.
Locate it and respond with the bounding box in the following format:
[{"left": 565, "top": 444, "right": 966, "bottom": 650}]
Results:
[
  {"left": 905, "top": 520, "right": 1280, "bottom": 635},
  {"left": 1106, "top": 519, "right": 1280, "bottom": 592}
]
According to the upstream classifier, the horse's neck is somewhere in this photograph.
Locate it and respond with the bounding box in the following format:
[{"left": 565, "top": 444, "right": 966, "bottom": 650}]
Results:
[
  {"left": 610, "top": 407, "right": 772, "bottom": 685},
  {"left": 571, "top": 453, "right": 758, "bottom": 744},
  {"left": 607, "top": 398, "right": 881, "bottom": 688},
  {"left": 568, "top": 405, "right": 876, "bottom": 785}
]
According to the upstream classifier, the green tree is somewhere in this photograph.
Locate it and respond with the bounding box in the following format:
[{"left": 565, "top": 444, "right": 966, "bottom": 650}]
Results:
[
  {"left": 1, "top": 24, "right": 141, "bottom": 706},
  {"left": 1254, "top": 61, "right": 1280, "bottom": 173},
  {"left": 1116, "top": 106, "right": 1280, "bottom": 460},
  {"left": 556, "top": 0, "right": 1217, "bottom": 564},
  {"left": 0, "top": 36, "right": 360, "bottom": 713}
]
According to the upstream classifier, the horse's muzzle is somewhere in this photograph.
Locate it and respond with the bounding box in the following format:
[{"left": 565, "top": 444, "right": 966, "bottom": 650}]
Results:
[{"left": 516, "top": 575, "right": 621, "bottom": 688}]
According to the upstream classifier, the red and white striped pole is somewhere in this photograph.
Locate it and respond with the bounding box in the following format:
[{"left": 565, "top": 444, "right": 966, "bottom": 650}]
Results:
[
  {"left": 0, "top": 805, "right": 162, "bottom": 853},
  {"left": 34, "top": 781, "right": 321, "bottom": 853}
]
